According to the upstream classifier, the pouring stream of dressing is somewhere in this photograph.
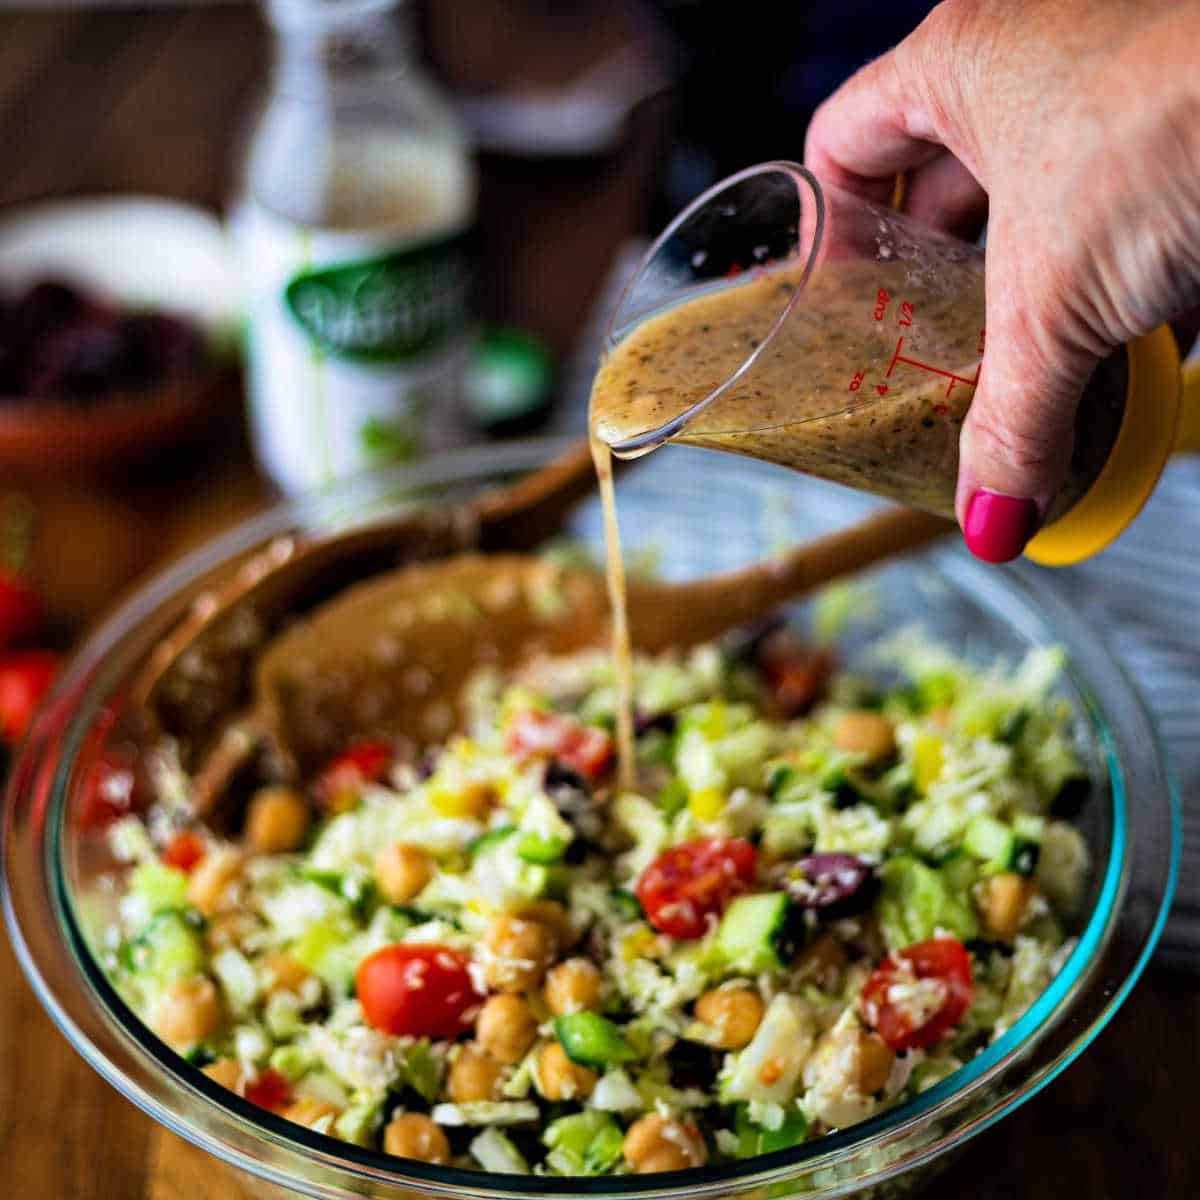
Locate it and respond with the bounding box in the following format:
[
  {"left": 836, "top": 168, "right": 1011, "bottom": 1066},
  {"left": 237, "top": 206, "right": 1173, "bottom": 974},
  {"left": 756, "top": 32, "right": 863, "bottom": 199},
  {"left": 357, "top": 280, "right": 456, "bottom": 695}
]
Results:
[{"left": 589, "top": 436, "right": 637, "bottom": 792}]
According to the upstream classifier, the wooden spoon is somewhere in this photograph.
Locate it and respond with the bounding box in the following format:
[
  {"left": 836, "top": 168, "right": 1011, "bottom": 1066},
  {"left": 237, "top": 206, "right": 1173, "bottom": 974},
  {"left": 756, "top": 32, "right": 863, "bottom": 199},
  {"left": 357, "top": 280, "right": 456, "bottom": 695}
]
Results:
[
  {"left": 253, "top": 506, "right": 953, "bottom": 776},
  {"left": 134, "top": 439, "right": 605, "bottom": 755}
]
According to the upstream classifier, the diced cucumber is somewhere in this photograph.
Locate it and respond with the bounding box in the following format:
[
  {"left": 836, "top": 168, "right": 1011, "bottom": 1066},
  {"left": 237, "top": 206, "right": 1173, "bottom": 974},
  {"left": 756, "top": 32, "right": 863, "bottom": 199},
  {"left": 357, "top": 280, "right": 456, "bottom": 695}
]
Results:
[
  {"left": 937, "top": 849, "right": 979, "bottom": 895},
  {"left": 676, "top": 728, "right": 727, "bottom": 794},
  {"left": 713, "top": 892, "right": 798, "bottom": 974},
  {"left": 269, "top": 1042, "right": 317, "bottom": 1081},
  {"left": 129, "top": 861, "right": 190, "bottom": 915},
  {"left": 471, "top": 1127, "right": 530, "bottom": 1174},
  {"left": 469, "top": 825, "right": 517, "bottom": 857},
  {"left": 963, "top": 815, "right": 1014, "bottom": 864},
  {"left": 127, "top": 910, "right": 206, "bottom": 982},
  {"left": 335, "top": 1097, "right": 385, "bottom": 1147},
  {"left": 517, "top": 832, "right": 567, "bottom": 864},
  {"left": 544, "top": 1110, "right": 621, "bottom": 1175},
  {"left": 963, "top": 815, "right": 1040, "bottom": 876},
  {"left": 878, "top": 855, "right": 978, "bottom": 948},
  {"left": 519, "top": 862, "right": 570, "bottom": 899},
  {"left": 553, "top": 1013, "right": 634, "bottom": 1070},
  {"left": 583, "top": 1123, "right": 625, "bottom": 1174},
  {"left": 735, "top": 1103, "right": 808, "bottom": 1157}
]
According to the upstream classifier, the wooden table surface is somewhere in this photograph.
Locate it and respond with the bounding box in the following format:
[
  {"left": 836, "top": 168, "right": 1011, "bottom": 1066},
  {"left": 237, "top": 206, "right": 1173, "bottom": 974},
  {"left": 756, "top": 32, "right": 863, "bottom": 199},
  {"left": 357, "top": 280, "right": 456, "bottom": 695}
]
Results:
[{"left": 0, "top": 6, "right": 1196, "bottom": 1198}]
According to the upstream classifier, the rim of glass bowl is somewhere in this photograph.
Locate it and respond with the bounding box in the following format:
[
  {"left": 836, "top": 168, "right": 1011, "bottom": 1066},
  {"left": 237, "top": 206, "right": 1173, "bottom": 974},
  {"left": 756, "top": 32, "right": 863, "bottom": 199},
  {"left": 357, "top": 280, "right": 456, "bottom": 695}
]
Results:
[{"left": 2, "top": 437, "right": 1179, "bottom": 1200}]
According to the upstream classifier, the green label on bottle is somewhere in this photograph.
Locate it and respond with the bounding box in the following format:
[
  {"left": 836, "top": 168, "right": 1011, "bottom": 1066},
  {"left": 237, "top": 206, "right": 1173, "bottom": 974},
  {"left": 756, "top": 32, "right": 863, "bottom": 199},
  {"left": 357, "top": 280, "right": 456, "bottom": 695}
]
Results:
[{"left": 284, "top": 231, "right": 472, "bottom": 363}]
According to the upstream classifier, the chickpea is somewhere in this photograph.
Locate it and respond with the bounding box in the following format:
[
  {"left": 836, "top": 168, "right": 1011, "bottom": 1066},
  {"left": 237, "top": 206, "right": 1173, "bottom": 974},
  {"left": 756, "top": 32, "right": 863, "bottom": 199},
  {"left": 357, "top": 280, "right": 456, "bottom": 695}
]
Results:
[
  {"left": 187, "top": 846, "right": 244, "bottom": 916},
  {"left": 153, "top": 976, "right": 222, "bottom": 1048},
  {"left": 245, "top": 786, "right": 310, "bottom": 854},
  {"left": 980, "top": 872, "right": 1038, "bottom": 941},
  {"left": 204, "top": 909, "right": 259, "bottom": 952},
  {"left": 537, "top": 1041, "right": 597, "bottom": 1101},
  {"left": 834, "top": 711, "right": 897, "bottom": 764},
  {"left": 483, "top": 915, "right": 557, "bottom": 992},
  {"left": 805, "top": 1022, "right": 894, "bottom": 1099},
  {"left": 447, "top": 1042, "right": 503, "bottom": 1103},
  {"left": 375, "top": 842, "right": 434, "bottom": 905},
  {"left": 514, "top": 899, "right": 577, "bottom": 948},
  {"left": 694, "top": 986, "right": 765, "bottom": 1050},
  {"left": 262, "top": 953, "right": 312, "bottom": 996},
  {"left": 476, "top": 994, "right": 538, "bottom": 1065},
  {"left": 623, "top": 1114, "right": 707, "bottom": 1173},
  {"left": 201, "top": 1058, "right": 244, "bottom": 1093},
  {"left": 544, "top": 958, "right": 603, "bottom": 1016},
  {"left": 383, "top": 1113, "right": 451, "bottom": 1164},
  {"left": 283, "top": 1097, "right": 342, "bottom": 1129}
]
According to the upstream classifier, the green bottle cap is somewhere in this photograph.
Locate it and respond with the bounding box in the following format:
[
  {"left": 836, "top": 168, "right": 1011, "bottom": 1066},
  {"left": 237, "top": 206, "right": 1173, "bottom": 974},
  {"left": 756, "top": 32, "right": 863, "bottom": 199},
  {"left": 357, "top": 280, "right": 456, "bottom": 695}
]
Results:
[{"left": 465, "top": 327, "right": 554, "bottom": 433}]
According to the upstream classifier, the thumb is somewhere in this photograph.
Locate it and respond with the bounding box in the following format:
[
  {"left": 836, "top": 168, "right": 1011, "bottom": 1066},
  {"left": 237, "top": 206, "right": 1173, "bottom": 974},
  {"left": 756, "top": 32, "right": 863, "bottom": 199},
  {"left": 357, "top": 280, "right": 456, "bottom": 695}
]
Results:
[{"left": 955, "top": 240, "right": 1102, "bottom": 564}]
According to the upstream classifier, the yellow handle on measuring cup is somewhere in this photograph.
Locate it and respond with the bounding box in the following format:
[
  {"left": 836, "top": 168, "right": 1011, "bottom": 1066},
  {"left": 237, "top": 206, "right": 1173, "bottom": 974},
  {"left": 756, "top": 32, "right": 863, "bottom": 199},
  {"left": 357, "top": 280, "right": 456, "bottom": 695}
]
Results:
[{"left": 1026, "top": 326, "right": 1195, "bottom": 565}]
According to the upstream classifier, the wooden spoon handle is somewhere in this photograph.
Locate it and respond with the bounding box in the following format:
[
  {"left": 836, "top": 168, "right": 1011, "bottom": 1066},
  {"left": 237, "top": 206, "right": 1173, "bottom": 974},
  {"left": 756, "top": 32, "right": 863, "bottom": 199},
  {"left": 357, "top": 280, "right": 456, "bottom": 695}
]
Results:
[{"left": 632, "top": 506, "right": 955, "bottom": 651}]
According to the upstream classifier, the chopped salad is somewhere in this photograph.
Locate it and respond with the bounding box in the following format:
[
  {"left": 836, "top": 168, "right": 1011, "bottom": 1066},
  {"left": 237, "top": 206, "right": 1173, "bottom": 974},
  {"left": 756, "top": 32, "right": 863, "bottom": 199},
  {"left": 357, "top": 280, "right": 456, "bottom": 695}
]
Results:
[{"left": 94, "top": 624, "right": 1090, "bottom": 1176}]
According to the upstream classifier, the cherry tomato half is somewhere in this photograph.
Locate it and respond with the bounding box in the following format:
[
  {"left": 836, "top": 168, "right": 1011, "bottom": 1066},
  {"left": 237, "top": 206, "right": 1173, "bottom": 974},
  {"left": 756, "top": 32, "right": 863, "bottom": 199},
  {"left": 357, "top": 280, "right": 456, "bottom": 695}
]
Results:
[
  {"left": 861, "top": 937, "right": 975, "bottom": 1051},
  {"left": 506, "top": 710, "right": 614, "bottom": 781},
  {"left": 356, "top": 944, "right": 483, "bottom": 1039},
  {"left": 315, "top": 739, "right": 394, "bottom": 808},
  {"left": 0, "top": 649, "right": 61, "bottom": 742},
  {"left": 243, "top": 1068, "right": 292, "bottom": 1112},
  {"left": 0, "top": 570, "right": 41, "bottom": 650},
  {"left": 163, "top": 830, "right": 206, "bottom": 873},
  {"left": 636, "top": 837, "right": 757, "bottom": 939}
]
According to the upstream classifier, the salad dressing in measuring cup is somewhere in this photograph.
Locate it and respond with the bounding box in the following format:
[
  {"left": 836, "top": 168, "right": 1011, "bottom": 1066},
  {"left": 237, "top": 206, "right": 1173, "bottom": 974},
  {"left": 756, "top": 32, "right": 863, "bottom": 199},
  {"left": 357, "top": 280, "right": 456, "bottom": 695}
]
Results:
[{"left": 590, "top": 161, "right": 1199, "bottom": 785}]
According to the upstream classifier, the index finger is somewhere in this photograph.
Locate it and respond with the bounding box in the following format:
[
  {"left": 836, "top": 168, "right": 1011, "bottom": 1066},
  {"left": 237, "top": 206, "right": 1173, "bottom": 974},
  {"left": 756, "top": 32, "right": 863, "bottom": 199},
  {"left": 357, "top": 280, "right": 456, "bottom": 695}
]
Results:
[{"left": 804, "top": 46, "right": 946, "bottom": 204}]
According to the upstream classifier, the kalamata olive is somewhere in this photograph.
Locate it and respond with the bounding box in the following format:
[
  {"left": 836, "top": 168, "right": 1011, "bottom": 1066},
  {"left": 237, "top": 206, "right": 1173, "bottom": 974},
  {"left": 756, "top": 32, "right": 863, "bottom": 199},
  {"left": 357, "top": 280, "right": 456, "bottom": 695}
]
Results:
[
  {"left": 544, "top": 761, "right": 604, "bottom": 841},
  {"left": 778, "top": 853, "right": 876, "bottom": 916},
  {"left": 634, "top": 710, "right": 677, "bottom": 737}
]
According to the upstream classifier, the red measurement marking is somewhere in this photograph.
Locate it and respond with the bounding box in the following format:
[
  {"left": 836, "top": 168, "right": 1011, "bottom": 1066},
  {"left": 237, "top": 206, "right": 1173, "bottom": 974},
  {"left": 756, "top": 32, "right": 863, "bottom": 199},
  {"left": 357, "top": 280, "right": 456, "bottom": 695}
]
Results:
[
  {"left": 977, "top": 328, "right": 986, "bottom": 355},
  {"left": 886, "top": 336, "right": 981, "bottom": 398},
  {"left": 849, "top": 370, "right": 866, "bottom": 392},
  {"left": 873, "top": 289, "right": 890, "bottom": 321},
  {"left": 898, "top": 301, "right": 915, "bottom": 328},
  {"left": 876, "top": 384, "right": 889, "bottom": 395}
]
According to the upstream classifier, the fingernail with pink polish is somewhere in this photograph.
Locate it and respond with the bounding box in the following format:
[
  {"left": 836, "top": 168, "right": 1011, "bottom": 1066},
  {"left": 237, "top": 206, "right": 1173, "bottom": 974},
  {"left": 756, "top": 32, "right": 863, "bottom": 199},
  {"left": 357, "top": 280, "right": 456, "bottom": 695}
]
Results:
[{"left": 963, "top": 490, "right": 1040, "bottom": 564}]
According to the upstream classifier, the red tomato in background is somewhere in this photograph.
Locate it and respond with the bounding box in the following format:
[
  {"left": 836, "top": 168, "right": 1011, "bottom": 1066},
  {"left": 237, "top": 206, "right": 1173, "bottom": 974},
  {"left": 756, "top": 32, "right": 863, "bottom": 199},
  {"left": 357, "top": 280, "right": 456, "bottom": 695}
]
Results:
[
  {"left": 163, "top": 830, "right": 206, "bottom": 873},
  {"left": 0, "top": 650, "right": 62, "bottom": 742},
  {"left": 861, "top": 937, "right": 975, "bottom": 1051},
  {"left": 756, "top": 631, "right": 833, "bottom": 717},
  {"left": 76, "top": 747, "right": 141, "bottom": 831},
  {"left": 315, "top": 739, "right": 394, "bottom": 807},
  {"left": 356, "top": 944, "right": 483, "bottom": 1039},
  {"left": 243, "top": 1068, "right": 292, "bottom": 1112},
  {"left": 506, "top": 710, "right": 614, "bottom": 781},
  {"left": 0, "top": 569, "right": 41, "bottom": 650},
  {"left": 636, "top": 837, "right": 757, "bottom": 939}
]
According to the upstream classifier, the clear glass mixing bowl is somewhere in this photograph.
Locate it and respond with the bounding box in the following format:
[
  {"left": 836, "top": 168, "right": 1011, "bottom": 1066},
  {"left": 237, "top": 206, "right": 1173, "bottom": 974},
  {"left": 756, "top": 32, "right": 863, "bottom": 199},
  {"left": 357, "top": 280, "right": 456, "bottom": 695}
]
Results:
[{"left": 2, "top": 438, "right": 1179, "bottom": 1199}]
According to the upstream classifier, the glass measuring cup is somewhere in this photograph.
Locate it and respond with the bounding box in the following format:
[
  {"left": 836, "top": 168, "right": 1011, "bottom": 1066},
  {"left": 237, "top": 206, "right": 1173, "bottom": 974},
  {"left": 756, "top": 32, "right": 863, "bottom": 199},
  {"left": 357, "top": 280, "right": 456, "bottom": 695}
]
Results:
[{"left": 590, "top": 161, "right": 1196, "bottom": 565}]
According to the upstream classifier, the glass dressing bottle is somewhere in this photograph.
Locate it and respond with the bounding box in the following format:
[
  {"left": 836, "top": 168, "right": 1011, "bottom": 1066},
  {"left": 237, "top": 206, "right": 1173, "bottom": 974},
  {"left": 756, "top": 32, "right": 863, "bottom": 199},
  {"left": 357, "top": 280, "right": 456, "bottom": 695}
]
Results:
[{"left": 231, "top": 0, "right": 476, "bottom": 495}]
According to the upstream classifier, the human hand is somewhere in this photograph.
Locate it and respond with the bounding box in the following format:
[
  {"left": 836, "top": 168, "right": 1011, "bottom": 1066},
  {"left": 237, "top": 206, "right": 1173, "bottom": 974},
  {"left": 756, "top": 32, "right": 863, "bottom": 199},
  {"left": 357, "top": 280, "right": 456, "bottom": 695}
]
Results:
[{"left": 805, "top": 0, "right": 1200, "bottom": 561}]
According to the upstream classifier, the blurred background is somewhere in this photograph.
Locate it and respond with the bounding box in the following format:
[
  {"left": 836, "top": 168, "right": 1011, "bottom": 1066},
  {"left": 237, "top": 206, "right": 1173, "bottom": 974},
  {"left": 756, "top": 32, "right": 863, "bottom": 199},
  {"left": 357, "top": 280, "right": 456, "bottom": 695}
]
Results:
[{"left": 0, "top": 0, "right": 937, "bottom": 636}]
